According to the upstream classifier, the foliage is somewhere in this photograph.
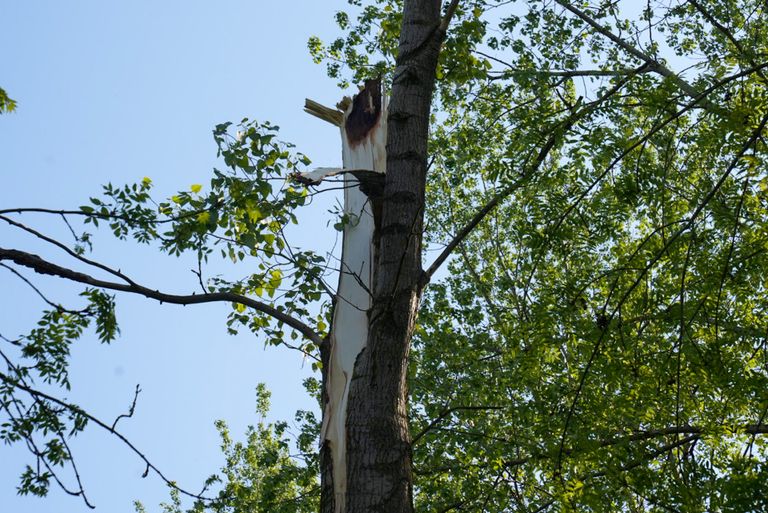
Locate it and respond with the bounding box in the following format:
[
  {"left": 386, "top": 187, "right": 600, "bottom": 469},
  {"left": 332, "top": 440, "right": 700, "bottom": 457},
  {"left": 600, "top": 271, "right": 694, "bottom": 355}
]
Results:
[
  {"left": 0, "top": 87, "right": 17, "bottom": 114},
  {"left": 0, "top": 290, "right": 115, "bottom": 499},
  {"left": 3, "top": 0, "right": 768, "bottom": 512},
  {"left": 1, "top": 118, "right": 329, "bottom": 503},
  {"left": 324, "top": 0, "right": 768, "bottom": 511},
  {"left": 134, "top": 384, "right": 320, "bottom": 513}
]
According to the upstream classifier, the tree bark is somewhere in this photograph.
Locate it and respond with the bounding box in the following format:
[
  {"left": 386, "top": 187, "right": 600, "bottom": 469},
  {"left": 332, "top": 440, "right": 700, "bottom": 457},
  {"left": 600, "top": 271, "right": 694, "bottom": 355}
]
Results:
[{"left": 344, "top": 1, "right": 444, "bottom": 512}]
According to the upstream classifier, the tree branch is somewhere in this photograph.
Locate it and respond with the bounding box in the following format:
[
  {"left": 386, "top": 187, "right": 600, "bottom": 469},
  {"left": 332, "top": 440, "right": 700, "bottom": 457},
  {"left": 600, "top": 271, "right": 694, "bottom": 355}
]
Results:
[
  {"left": 0, "top": 263, "right": 86, "bottom": 313},
  {"left": 0, "top": 207, "right": 194, "bottom": 225},
  {"left": 0, "top": 366, "right": 214, "bottom": 505},
  {"left": 1, "top": 214, "right": 138, "bottom": 286},
  {"left": 422, "top": 179, "right": 522, "bottom": 284},
  {"left": 440, "top": 0, "right": 461, "bottom": 32},
  {"left": 476, "top": 50, "right": 654, "bottom": 79},
  {"left": 412, "top": 405, "right": 504, "bottom": 444},
  {"left": 554, "top": 0, "right": 720, "bottom": 113},
  {"left": 111, "top": 384, "right": 141, "bottom": 430},
  {"left": 422, "top": 70, "right": 635, "bottom": 284},
  {"left": 0, "top": 247, "right": 323, "bottom": 347},
  {"left": 685, "top": 0, "right": 768, "bottom": 83},
  {"left": 489, "top": 68, "right": 651, "bottom": 79},
  {"left": 500, "top": 424, "right": 768, "bottom": 471}
]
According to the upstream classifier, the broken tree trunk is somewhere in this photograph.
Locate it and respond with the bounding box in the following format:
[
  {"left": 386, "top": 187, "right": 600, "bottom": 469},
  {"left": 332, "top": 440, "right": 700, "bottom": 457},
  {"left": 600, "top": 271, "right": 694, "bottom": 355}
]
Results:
[
  {"left": 303, "top": 79, "right": 387, "bottom": 513},
  {"left": 343, "top": 2, "right": 445, "bottom": 512},
  {"left": 304, "top": 3, "right": 446, "bottom": 511}
]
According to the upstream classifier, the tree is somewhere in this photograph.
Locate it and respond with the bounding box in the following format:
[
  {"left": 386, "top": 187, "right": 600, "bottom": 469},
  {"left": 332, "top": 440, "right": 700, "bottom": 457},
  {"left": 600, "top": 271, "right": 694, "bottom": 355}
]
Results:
[
  {"left": 0, "top": 87, "right": 17, "bottom": 114},
  {"left": 3, "top": 0, "right": 768, "bottom": 512}
]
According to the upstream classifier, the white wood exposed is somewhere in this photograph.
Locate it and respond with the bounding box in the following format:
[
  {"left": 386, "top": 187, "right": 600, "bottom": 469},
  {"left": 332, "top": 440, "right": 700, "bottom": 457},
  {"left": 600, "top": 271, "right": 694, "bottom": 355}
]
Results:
[{"left": 303, "top": 91, "right": 387, "bottom": 513}]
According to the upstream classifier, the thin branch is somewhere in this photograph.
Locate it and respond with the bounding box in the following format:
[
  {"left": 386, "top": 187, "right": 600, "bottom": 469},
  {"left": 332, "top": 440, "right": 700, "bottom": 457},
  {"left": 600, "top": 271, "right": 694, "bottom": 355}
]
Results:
[
  {"left": 685, "top": 0, "right": 747, "bottom": 62},
  {"left": 440, "top": 0, "right": 461, "bottom": 32},
  {"left": 54, "top": 426, "right": 94, "bottom": 508},
  {"left": 0, "top": 207, "right": 194, "bottom": 225},
  {"left": 111, "top": 384, "right": 141, "bottom": 430},
  {"left": 423, "top": 69, "right": 635, "bottom": 284},
  {"left": 422, "top": 179, "right": 521, "bottom": 284},
  {"left": 1, "top": 399, "right": 95, "bottom": 508},
  {"left": 498, "top": 424, "right": 768, "bottom": 472},
  {"left": 0, "top": 214, "right": 137, "bottom": 286},
  {"left": 0, "top": 263, "right": 81, "bottom": 313},
  {"left": 590, "top": 435, "right": 700, "bottom": 479},
  {"left": 59, "top": 213, "right": 80, "bottom": 241},
  {"left": 685, "top": 0, "right": 768, "bottom": 85},
  {"left": 0, "top": 248, "right": 323, "bottom": 347},
  {"left": 0, "top": 367, "right": 215, "bottom": 504},
  {"left": 489, "top": 68, "right": 651, "bottom": 79},
  {"left": 554, "top": 0, "right": 721, "bottom": 113},
  {"left": 477, "top": 50, "right": 653, "bottom": 78},
  {"left": 192, "top": 258, "right": 207, "bottom": 294},
  {"left": 0, "top": 332, "right": 22, "bottom": 346},
  {"left": 412, "top": 405, "right": 504, "bottom": 444}
]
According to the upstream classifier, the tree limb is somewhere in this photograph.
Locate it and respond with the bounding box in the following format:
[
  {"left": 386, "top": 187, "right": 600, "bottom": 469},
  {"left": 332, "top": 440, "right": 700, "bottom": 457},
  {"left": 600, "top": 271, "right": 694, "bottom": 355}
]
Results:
[
  {"left": 500, "top": 424, "right": 768, "bottom": 471},
  {"left": 0, "top": 207, "right": 196, "bottom": 225},
  {"left": 440, "top": 0, "right": 462, "bottom": 32},
  {"left": 1, "top": 214, "right": 138, "bottom": 286},
  {"left": 0, "top": 366, "right": 214, "bottom": 505},
  {"left": 412, "top": 405, "right": 504, "bottom": 444},
  {"left": 0, "top": 247, "right": 323, "bottom": 347},
  {"left": 554, "top": 0, "right": 721, "bottom": 113},
  {"left": 422, "top": 70, "right": 635, "bottom": 284},
  {"left": 476, "top": 50, "right": 654, "bottom": 79},
  {"left": 422, "top": 179, "right": 522, "bottom": 285}
]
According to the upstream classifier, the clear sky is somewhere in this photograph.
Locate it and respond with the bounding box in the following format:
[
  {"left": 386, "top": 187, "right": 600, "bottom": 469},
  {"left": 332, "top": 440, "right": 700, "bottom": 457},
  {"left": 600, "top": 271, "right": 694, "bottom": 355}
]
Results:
[{"left": 1, "top": 2, "right": 351, "bottom": 511}]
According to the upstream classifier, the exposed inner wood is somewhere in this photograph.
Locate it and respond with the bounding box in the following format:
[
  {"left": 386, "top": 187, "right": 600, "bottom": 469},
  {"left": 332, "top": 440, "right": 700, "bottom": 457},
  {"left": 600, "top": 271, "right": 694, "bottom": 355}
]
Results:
[
  {"left": 304, "top": 82, "right": 387, "bottom": 513},
  {"left": 304, "top": 99, "right": 344, "bottom": 127}
]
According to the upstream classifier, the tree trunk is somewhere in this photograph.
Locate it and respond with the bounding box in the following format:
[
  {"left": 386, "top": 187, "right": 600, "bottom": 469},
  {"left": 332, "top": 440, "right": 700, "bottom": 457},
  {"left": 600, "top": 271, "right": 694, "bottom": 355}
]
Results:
[{"left": 344, "top": 1, "right": 444, "bottom": 512}]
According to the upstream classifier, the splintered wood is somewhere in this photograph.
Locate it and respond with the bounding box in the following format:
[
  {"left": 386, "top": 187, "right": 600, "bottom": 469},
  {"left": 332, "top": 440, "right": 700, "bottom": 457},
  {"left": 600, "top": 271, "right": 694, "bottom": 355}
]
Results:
[{"left": 302, "top": 79, "right": 386, "bottom": 513}]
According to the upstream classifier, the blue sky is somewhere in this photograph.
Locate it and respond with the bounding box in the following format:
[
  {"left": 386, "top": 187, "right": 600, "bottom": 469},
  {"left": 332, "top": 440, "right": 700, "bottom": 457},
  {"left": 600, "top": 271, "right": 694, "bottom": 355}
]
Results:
[{"left": 1, "top": 2, "right": 351, "bottom": 511}]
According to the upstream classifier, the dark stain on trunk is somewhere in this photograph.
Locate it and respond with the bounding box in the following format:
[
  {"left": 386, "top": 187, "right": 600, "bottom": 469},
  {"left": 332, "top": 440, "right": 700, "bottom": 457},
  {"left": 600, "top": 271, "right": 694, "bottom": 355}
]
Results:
[{"left": 345, "top": 78, "right": 382, "bottom": 146}]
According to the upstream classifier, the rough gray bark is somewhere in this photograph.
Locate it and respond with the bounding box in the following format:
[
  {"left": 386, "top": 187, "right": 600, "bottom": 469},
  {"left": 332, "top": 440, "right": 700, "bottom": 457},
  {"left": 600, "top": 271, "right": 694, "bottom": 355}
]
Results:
[
  {"left": 342, "top": 1, "right": 445, "bottom": 512},
  {"left": 319, "top": 336, "right": 336, "bottom": 513}
]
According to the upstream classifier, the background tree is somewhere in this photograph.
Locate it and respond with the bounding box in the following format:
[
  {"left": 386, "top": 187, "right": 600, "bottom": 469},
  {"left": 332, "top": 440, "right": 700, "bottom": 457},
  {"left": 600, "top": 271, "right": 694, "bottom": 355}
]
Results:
[
  {"left": 3, "top": 1, "right": 768, "bottom": 512},
  {"left": 0, "top": 87, "right": 17, "bottom": 114}
]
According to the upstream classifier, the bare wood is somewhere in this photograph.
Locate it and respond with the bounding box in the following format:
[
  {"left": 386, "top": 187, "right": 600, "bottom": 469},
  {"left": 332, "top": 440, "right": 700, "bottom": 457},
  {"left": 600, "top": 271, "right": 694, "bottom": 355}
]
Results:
[
  {"left": 305, "top": 99, "right": 344, "bottom": 127},
  {"left": 305, "top": 75, "right": 387, "bottom": 513}
]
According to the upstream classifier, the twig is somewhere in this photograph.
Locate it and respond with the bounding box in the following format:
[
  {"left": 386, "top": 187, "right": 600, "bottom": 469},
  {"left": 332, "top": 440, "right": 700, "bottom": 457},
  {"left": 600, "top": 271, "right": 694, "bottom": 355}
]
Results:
[
  {"left": 0, "top": 263, "right": 86, "bottom": 314},
  {"left": 412, "top": 405, "right": 503, "bottom": 444},
  {"left": 111, "top": 384, "right": 141, "bottom": 430},
  {"left": 0, "top": 214, "right": 138, "bottom": 286}
]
